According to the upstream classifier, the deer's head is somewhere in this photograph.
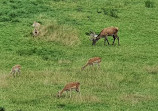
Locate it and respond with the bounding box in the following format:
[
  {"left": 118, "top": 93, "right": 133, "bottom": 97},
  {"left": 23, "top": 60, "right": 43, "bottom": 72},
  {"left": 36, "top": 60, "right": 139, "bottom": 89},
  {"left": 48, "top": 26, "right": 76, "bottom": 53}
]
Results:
[{"left": 89, "top": 32, "right": 98, "bottom": 45}]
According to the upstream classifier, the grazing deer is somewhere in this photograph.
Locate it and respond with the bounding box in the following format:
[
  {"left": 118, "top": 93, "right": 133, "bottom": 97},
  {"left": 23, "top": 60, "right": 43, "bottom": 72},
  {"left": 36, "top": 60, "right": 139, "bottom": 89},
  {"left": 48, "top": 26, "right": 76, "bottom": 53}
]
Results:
[
  {"left": 10, "top": 65, "right": 21, "bottom": 77},
  {"left": 90, "top": 27, "right": 119, "bottom": 45},
  {"left": 32, "top": 21, "right": 41, "bottom": 29},
  {"left": 57, "top": 82, "right": 80, "bottom": 98},
  {"left": 81, "top": 57, "right": 101, "bottom": 70}
]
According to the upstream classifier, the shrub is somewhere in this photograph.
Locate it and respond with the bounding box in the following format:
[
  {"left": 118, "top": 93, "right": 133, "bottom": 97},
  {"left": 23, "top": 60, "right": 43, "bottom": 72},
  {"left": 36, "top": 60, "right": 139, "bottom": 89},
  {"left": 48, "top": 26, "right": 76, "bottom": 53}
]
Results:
[{"left": 145, "top": 0, "right": 154, "bottom": 8}]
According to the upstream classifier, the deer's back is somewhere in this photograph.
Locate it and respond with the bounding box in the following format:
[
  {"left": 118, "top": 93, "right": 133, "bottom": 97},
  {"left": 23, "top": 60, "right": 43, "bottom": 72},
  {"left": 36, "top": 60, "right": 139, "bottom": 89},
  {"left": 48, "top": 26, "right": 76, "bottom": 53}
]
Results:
[
  {"left": 87, "top": 57, "right": 101, "bottom": 65},
  {"left": 64, "top": 82, "right": 80, "bottom": 90},
  {"left": 100, "top": 27, "right": 118, "bottom": 36}
]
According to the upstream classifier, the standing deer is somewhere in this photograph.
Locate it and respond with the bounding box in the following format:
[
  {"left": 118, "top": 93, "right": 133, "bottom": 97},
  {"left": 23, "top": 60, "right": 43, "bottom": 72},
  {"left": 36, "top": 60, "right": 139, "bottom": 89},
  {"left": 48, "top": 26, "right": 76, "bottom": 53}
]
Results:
[
  {"left": 90, "top": 27, "right": 120, "bottom": 46},
  {"left": 81, "top": 57, "right": 101, "bottom": 70},
  {"left": 10, "top": 65, "right": 21, "bottom": 77},
  {"left": 57, "top": 82, "right": 80, "bottom": 98}
]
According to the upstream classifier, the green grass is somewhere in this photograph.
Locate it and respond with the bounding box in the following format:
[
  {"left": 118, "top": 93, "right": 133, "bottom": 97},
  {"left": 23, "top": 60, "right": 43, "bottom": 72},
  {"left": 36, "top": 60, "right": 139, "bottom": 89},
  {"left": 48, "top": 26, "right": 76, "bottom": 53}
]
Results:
[{"left": 0, "top": 0, "right": 158, "bottom": 111}]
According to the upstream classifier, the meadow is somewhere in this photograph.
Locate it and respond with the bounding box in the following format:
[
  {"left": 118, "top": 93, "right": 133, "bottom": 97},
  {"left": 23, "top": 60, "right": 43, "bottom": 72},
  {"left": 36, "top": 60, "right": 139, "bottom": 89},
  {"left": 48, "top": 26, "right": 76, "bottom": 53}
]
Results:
[{"left": 0, "top": 0, "right": 158, "bottom": 111}]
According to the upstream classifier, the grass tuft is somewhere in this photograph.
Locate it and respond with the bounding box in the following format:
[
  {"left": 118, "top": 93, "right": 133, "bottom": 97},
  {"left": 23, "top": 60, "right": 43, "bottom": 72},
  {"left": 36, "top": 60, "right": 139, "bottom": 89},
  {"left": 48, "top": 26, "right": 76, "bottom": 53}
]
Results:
[
  {"left": 145, "top": 0, "right": 154, "bottom": 8},
  {"left": 38, "top": 21, "right": 80, "bottom": 46},
  {"left": 101, "top": 8, "right": 119, "bottom": 18}
]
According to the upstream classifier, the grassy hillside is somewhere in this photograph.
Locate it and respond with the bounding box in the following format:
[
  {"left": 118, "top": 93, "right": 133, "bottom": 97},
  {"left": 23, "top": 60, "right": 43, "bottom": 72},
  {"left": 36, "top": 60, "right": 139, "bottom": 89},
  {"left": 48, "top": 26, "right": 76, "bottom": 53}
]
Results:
[{"left": 0, "top": 0, "right": 158, "bottom": 111}]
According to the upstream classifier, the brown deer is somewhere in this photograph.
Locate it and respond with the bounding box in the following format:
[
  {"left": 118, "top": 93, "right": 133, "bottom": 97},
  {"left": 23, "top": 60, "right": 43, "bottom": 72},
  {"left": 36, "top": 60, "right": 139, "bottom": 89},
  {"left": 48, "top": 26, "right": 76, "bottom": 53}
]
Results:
[
  {"left": 90, "top": 27, "right": 119, "bottom": 45},
  {"left": 81, "top": 57, "right": 101, "bottom": 70},
  {"left": 57, "top": 82, "right": 80, "bottom": 98},
  {"left": 10, "top": 65, "right": 21, "bottom": 77}
]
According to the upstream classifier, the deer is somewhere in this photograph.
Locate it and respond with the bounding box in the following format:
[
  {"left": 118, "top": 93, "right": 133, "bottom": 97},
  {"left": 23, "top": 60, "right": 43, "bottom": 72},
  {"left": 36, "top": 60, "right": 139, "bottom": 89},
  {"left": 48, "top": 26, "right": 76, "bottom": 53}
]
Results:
[
  {"left": 57, "top": 82, "right": 80, "bottom": 98},
  {"left": 90, "top": 27, "right": 120, "bottom": 46},
  {"left": 81, "top": 57, "right": 101, "bottom": 70},
  {"left": 10, "top": 65, "right": 21, "bottom": 77},
  {"left": 32, "top": 21, "right": 41, "bottom": 37}
]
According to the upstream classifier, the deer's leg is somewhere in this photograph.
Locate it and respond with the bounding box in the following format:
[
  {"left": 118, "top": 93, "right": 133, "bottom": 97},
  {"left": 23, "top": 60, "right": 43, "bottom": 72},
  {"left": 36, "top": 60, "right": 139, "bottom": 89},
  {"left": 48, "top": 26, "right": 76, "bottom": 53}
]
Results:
[
  {"left": 116, "top": 35, "right": 120, "bottom": 45},
  {"left": 13, "top": 71, "right": 15, "bottom": 77},
  {"left": 104, "top": 38, "right": 107, "bottom": 45},
  {"left": 18, "top": 70, "right": 20, "bottom": 76},
  {"left": 66, "top": 91, "right": 68, "bottom": 97},
  {"left": 112, "top": 35, "right": 116, "bottom": 45},
  {"left": 70, "top": 89, "right": 72, "bottom": 98},
  {"left": 98, "top": 63, "right": 100, "bottom": 68},
  {"left": 77, "top": 86, "right": 82, "bottom": 99},
  {"left": 76, "top": 85, "right": 80, "bottom": 92},
  {"left": 91, "top": 63, "right": 95, "bottom": 70},
  {"left": 105, "top": 36, "right": 109, "bottom": 45}
]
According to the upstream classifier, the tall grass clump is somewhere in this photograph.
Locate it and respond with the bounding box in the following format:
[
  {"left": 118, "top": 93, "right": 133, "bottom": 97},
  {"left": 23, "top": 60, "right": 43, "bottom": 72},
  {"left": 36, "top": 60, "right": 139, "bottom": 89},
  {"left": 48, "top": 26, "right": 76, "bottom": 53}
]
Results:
[
  {"left": 38, "top": 21, "right": 80, "bottom": 46},
  {"left": 145, "top": 0, "right": 154, "bottom": 8}
]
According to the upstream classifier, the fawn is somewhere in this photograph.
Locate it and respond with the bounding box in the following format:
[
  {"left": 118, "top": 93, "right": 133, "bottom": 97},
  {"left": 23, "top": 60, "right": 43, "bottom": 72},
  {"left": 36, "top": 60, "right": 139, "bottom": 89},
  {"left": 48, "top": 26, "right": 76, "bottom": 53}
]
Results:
[
  {"left": 81, "top": 57, "right": 101, "bottom": 70},
  {"left": 10, "top": 65, "right": 21, "bottom": 77}
]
